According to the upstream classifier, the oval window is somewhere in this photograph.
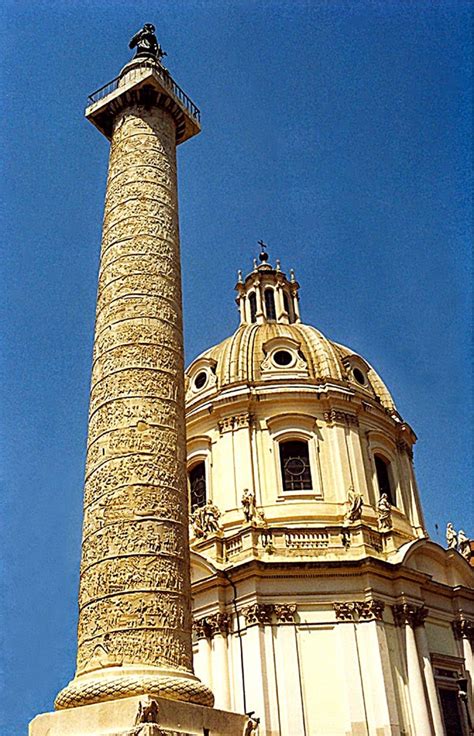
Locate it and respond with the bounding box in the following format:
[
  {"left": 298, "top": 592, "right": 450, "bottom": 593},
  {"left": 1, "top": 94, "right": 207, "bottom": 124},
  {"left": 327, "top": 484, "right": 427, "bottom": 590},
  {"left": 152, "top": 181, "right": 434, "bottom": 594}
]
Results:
[
  {"left": 273, "top": 350, "right": 293, "bottom": 367},
  {"left": 353, "top": 368, "right": 366, "bottom": 385},
  {"left": 194, "top": 371, "right": 208, "bottom": 389}
]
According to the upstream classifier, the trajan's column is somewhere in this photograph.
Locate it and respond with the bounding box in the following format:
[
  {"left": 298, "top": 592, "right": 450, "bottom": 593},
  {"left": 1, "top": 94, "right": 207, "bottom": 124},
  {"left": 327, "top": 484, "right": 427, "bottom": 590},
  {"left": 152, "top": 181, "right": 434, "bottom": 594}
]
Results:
[{"left": 30, "top": 24, "right": 249, "bottom": 736}]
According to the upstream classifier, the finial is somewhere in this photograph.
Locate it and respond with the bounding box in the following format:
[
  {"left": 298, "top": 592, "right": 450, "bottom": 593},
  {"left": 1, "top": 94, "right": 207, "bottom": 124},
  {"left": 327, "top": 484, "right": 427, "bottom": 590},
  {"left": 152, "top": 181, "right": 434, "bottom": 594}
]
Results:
[
  {"left": 276, "top": 259, "right": 281, "bottom": 272},
  {"left": 290, "top": 268, "right": 296, "bottom": 283},
  {"left": 129, "top": 23, "right": 167, "bottom": 62},
  {"left": 257, "top": 240, "right": 269, "bottom": 263},
  {"left": 253, "top": 258, "right": 258, "bottom": 270},
  {"left": 237, "top": 269, "right": 243, "bottom": 283}
]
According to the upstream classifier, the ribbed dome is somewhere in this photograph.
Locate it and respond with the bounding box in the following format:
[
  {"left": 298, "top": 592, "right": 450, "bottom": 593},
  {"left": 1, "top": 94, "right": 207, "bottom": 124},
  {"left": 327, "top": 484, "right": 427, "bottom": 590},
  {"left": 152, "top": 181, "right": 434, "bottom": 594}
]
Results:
[{"left": 186, "top": 321, "right": 396, "bottom": 411}]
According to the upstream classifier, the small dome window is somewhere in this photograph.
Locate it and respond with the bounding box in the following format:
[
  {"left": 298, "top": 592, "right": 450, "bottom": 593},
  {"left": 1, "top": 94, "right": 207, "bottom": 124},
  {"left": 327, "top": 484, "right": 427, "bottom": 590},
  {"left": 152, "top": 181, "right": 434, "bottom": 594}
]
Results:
[
  {"left": 194, "top": 371, "right": 208, "bottom": 390},
  {"left": 353, "top": 367, "right": 367, "bottom": 386},
  {"left": 249, "top": 292, "right": 257, "bottom": 323},
  {"left": 264, "top": 288, "right": 276, "bottom": 321},
  {"left": 283, "top": 292, "right": 293, "bottom": 323},
  {"left": 273, "top": 349, "right": 293, "bottom": 367}
]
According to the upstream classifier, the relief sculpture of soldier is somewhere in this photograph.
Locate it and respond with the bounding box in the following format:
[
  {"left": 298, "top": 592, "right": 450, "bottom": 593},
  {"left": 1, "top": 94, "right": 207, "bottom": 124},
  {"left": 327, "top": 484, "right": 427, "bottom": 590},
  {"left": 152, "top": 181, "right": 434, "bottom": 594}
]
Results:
[{"left": 129, "top": 23, "right": 167, "bottom": 64}]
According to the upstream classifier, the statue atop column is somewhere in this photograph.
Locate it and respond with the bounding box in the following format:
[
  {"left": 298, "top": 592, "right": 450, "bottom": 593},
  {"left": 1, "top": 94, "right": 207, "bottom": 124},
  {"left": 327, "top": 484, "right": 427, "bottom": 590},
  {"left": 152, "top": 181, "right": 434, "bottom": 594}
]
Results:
[{"left": 129, "top": 23, "right": 167, "bottom": 62}]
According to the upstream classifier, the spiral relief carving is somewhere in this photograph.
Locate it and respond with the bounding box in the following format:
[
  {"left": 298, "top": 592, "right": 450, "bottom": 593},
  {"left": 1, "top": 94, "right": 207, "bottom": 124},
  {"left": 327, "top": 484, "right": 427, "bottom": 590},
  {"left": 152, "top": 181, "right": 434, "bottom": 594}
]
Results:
[{"left": 56, "top": 99, "right": 212, "bottom": 710}]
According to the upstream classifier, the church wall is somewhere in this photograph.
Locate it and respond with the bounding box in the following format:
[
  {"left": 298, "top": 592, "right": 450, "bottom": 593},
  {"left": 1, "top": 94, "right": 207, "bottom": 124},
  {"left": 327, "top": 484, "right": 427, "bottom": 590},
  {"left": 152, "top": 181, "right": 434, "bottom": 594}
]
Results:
[{"left": 186, "top": 390, "right": 426, "bottom": 541}]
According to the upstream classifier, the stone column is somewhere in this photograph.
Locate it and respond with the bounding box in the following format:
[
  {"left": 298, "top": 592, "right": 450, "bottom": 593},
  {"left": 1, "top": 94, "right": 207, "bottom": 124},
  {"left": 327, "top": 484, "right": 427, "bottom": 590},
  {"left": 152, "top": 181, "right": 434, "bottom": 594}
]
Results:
[
  {"left": 55, "top": 61, "right": 212, "bottom": 711},
  {"left": 453, "top": 619, "right": 474, "bottom": 688},
  {"left": 393, "top": 603, "right": 433, "bottom": 735},
  {"left": 415, "top": 624, "right": 444, "bottom": 735},
  {"left": 207, "top": 614, "right": 231, "bottom": 710}
]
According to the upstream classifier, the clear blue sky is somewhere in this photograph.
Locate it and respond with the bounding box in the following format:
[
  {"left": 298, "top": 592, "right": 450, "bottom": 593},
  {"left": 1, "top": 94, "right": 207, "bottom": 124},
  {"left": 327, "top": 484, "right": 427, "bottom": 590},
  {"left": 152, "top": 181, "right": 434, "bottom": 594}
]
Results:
[{"left": 0, "top": 1, "right": 472, "bottom": 733}]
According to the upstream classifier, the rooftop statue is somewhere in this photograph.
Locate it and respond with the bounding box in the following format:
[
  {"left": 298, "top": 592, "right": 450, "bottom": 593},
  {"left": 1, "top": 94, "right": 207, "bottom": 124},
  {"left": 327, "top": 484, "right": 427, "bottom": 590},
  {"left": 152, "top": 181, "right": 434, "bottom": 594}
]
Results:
[{"left": 129, "top": 23, "right": 167, "bottom": 62}]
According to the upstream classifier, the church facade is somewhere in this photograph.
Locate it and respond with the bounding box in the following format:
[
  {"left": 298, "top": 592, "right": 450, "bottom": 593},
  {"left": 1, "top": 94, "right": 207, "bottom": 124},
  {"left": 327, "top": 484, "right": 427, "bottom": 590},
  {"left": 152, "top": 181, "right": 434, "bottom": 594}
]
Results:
[{"left": 187, "top": 250, "right": 474, "bottom": 736}]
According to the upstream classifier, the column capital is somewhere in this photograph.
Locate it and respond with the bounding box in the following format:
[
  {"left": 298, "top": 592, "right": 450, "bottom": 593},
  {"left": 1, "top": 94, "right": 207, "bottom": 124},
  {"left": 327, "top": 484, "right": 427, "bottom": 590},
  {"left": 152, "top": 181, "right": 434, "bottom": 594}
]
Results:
[
  {"left": 274, "top": 604, "right": 297, "bottom": 623},
  {"left": 333, "top": 599, "right": 385, "bottom": 622},
  {"left": 241, "top": 603, "right": 274, "bottom": 626},
  {"left": 392, "top": 603, "right": 428, "bottom": 628},
  {"left": 193, "top": 613, "right": 231, "bottom": 639},
  {"left": 452, "top": 618, "right": 474, "bottom": 642}
]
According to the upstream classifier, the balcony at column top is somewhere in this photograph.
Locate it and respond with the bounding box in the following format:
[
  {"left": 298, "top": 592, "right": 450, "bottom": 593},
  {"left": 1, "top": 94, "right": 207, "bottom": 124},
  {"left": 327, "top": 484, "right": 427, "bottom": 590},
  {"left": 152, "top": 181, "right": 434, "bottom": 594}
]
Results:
[{"left": 85, "top": 59, "right": 201, "bottom": 144}]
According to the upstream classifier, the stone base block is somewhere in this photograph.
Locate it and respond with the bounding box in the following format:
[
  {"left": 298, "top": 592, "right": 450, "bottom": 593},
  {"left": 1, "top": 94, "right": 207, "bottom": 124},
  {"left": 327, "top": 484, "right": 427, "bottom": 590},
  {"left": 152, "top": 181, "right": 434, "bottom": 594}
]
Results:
[{"left": 29, "top": 695, "right": 251, "bottom": 736}]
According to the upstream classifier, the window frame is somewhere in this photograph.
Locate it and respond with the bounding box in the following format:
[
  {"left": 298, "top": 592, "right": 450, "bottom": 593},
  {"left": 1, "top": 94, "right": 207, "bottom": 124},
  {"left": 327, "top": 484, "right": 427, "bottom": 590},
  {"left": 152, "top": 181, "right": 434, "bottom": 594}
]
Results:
[
  {"left": 248, "top": 291, "right": 257, "bottom": 323},
  {"left": 264, "top": 287, "right": 277, "bottom": 321},
  {"left": 186, "top": 437, "right": 213, "bottom": 514},
  {"left": 268, "top": 419, "right": 323, "bottom": 500},
  {"left": 279, "top": 439, "right": 313, "bottom": 492},
  {"left": 374, "top": 453, "right": 396, "bottom": 506},
  {"left": 188, "top": 460, "right": 207, "bottom": 512}
]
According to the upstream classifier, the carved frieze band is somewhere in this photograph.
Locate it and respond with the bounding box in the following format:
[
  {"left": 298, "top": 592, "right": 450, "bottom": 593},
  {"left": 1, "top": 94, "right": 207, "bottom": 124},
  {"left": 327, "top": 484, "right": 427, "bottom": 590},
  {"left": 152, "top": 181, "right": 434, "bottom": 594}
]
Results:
[
  {"left": 392, "top": 603, "right": 428, "bottom": 628},
  {"left": 333, "top": 599, "right": 385, "bottom": 622},
  {"left": 324, "top": 410, "right": 359, "bottom": 426},
  {"left": 452, "top": 618, "right": 474, "bottom": 643}
]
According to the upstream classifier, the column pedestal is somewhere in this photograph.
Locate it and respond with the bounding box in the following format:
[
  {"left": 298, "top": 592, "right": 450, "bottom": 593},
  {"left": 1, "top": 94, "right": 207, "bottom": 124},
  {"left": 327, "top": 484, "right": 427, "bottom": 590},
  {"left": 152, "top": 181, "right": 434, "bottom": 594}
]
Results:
[{"left": 29, "top": 695, "right": 249, "bottom": 736}]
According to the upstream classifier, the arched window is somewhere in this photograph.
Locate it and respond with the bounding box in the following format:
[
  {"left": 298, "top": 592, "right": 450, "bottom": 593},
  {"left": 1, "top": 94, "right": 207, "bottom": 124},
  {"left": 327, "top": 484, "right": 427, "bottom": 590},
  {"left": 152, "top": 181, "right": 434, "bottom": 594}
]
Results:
[
  {"left": 279, "top": 440, "right": 312, "bottom": 491},
  {"left": 189, "top": 462, "right": 206, "bottom": 510},
  {"left": 374, "top": 454, "right": 395, "bottom": 505},
  {"left": 249, "top": 292, "right": 257, "bottom": 323},
  {"left": 283, "top": 292, "right": 293, "bottom": 323},
  {"left": 264, "top": 288, "right": 276, "bottom": 321}
]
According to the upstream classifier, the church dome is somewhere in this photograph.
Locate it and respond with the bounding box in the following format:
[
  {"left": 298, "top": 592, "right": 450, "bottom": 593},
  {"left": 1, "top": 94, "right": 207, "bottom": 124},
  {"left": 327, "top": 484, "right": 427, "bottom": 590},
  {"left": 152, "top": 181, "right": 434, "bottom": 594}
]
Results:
[
  {"left": 185, "top": 247, "right": 396, "bottom": 414},
  {"left": 186, "top": 321, "right": 396, "bottom": 412}
]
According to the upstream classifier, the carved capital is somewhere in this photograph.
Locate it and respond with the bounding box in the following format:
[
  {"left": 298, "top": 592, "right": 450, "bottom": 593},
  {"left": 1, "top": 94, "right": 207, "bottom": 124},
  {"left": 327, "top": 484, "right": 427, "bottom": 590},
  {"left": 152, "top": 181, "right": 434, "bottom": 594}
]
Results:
[
  {"left": 452, "top": 618, "right": 474, "bottom": 643},
  {"left": 192, "top": 618, "right": 208, "bottom": 640},
  {"left": 334, "top": 600, "right": 385, "bottom": 622},
  {"left": 242, "top": 603, "right": 274, "bottom": 626},
  {"left": 218, "top": 413, "right": 252, "bottom": 434},
  {"left": 193, "top": 613, "right": 230, "bottom": 639},
  {"left": 396, "top": 439, "right": 413, "bottom": 460},
  {"left": 205, "top": 612, "right": 231, "bottom": 638},
  {"left": 333, "top": 602, "right": 356, "bottom": 621},
  {"left": 392, "top": 603, "right": 428, "bottom": 628},
  {"left": 358, "top": 599, "right": 385, "bottom": 621},
  {"left": 218, "top": 416, "right": 234, "bottom": 434},
  {"left": 324, "top": 410, "right": 359, "bottom": 426},
  {"left": 274, "top": 604, "right": 297, "bottom": 623},
  {"left": 233, "top": 412, "right": 252, "bottom": 429}
]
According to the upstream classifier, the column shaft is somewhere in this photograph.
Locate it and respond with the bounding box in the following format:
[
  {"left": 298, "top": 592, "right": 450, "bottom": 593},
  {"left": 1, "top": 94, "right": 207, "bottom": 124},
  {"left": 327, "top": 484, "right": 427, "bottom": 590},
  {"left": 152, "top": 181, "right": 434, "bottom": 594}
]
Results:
[{"left": 56, "top": 96, "right": 212, "bottom": 710}]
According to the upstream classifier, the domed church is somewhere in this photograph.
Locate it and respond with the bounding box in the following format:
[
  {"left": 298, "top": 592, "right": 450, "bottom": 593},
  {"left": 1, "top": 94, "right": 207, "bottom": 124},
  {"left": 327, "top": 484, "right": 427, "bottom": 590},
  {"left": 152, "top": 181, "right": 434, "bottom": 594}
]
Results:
[{"left": 186, "top": 248, "right": 474, "bottom": 736}]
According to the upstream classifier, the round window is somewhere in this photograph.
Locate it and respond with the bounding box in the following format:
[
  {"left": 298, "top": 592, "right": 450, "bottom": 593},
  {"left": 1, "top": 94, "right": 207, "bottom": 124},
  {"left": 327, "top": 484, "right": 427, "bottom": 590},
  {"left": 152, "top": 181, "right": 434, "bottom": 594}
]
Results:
[
  {"left": 194, "top": 371, "right": 208, "bottom": 390},
  {"left": 273, "top": 350, "right": 293, "bottom": 367},
  {"left": 353, "top": 368, "right": 366, "bottom": 386},
  {"left": 285, "top": 457, "right": 306, "bottom": 476}
]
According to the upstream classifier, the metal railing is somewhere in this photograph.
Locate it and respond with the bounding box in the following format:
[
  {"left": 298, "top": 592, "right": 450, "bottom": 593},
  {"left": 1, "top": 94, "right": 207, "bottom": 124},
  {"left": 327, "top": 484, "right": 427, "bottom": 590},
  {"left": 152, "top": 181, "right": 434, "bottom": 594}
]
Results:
[{"left": 87, "top": 61, "right": 201, "bottom": 123}]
